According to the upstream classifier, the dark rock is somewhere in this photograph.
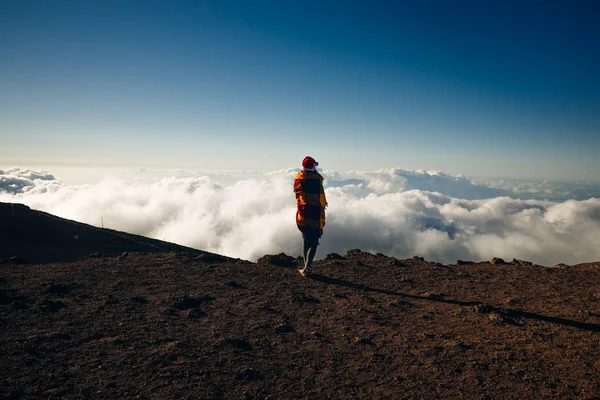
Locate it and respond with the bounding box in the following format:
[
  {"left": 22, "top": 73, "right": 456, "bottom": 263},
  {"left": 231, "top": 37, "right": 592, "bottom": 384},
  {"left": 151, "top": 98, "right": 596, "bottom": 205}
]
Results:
[
  {"left": 355, "top": 337, "right": 374, "bottom": 345},
  {"left": 23, "top": 342, "right": 41, "bottom": 357},
  {"left": 292, "top": 294, "right": 320, "bottom": 304},
  {"left": 275, "top": 324, "right": 295, "bottom": 334},
  {"left": 40, "top": 299, "right": 66, "bottom": 312},
  {"left": 186, "top": 309, "right": 207, "bottom": 319},
  {"left": 236, "top": 367, "right": 264, "bottom": 381},
  {"left": 86, "top": 332, "right": 106, "bottom": 341},
  {"left": 225, "top": 280, "right": 246, "bottom": 289},
  {"left": 130, "top": 296, "right": 148, "bottom": 304},
  {"left": 344, "top": 249, "right": 366, "bottom": 258},
  {"left": 456, "top": 260, "right": 473, "bottom": 265},
  {"left": 389, "top": 300, "right": 413, "bottom": 308},
  {"left": 256, "top": 253, "right": 297, "bottom": 268},
  {"left": 472, "top": 304, "right": 495, "bottom": 314},
  {"left": 104, "top": 296, "right": 120, "bottom": 305},
  {"left": 490, "top": 257, "right": 505, "bottom": 266},
  {"left": 161, "top": 307, "right": 179, "bottom": 316},
  {"left": 325, "top": 253, "right": 345, "bottom": 261},
  {"left": 412, "top": 256, "right": 425, "bottom": 261},
  {"left": 173, "top": 295, "right": 214, "bottom": 310},
  {"left": 45, "top": 283, "right": 74, "bottom": 295},
  {"left": 388, "top": 259, "right": 403, "bottom": 266},
  {"left": 221, "top": 338, "right": 253, "bottom": 352},
  {"left": 512, "top": 258, "right": 533, "bottom": 266}
]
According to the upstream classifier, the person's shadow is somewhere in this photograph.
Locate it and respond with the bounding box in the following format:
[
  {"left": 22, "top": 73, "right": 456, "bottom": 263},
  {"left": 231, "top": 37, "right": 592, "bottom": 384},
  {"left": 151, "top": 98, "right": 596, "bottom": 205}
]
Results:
[{"left": 309, "top": 273, "right": 600, "bottom": 333}]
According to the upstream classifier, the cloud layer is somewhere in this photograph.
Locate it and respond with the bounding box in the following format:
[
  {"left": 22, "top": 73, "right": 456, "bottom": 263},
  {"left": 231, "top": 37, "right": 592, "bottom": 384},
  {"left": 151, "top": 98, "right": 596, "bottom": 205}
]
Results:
[{"left": 2, "top": 167, "right": 600, "bottom": 266}]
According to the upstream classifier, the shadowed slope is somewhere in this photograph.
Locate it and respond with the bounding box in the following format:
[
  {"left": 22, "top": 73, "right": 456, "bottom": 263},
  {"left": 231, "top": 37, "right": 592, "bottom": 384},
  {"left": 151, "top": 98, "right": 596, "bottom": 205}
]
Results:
[{"left": 0, "top": 202, "right": 219, "bottom": 264}]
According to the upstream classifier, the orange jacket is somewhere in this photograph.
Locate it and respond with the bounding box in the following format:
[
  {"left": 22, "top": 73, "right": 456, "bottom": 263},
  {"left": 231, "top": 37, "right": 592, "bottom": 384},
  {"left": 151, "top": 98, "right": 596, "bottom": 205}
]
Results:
[{"left": 294, "top": 170, "right": 327, "bottom": 235}]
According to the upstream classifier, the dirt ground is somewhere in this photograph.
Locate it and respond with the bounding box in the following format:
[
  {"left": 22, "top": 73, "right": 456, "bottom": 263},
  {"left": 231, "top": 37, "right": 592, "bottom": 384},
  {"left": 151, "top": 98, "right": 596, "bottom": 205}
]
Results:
[{"left": 2, "top": 250, "right": 600, "bottom": 399}]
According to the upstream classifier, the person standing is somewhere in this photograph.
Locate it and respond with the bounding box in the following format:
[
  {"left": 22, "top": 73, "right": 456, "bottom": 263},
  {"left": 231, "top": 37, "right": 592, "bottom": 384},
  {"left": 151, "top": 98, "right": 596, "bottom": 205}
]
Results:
[{"left": 294, "top": 156, "right": 327, "bottom": 276}]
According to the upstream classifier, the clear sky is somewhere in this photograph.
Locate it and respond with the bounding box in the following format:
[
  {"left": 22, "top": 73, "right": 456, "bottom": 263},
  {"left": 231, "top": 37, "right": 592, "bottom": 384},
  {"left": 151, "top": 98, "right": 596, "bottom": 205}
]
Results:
[{"left": 1, "top": 0, "right": 599, "bottom": 181}]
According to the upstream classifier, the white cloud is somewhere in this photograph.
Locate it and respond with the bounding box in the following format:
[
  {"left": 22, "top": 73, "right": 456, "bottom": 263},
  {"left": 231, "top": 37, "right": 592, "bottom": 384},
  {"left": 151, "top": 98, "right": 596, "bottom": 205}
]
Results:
[
  {"left": 0, "top": 167, "right": 60, "bottom": 194},
  {"left": 1, "top": 167, "right": 599, "bottom": 266},
  {"left": 472, "top": 178, "right": 600, "bottom": 202}
]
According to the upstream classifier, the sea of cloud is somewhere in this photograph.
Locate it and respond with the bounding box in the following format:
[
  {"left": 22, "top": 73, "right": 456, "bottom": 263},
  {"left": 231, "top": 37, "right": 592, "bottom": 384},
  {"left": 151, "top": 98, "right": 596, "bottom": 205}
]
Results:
[{"left": 2, "top": 167, "right": 600, "bottom": 266}]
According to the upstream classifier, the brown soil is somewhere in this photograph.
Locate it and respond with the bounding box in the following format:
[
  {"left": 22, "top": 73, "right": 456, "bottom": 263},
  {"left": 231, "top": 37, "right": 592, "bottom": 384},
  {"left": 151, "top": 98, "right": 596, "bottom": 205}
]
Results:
[
  {"left": 2, "top": 202, "right": 600, "bottom": 399},
  {"left": 2, "top": 252, "right": 600, "bottom": 399}
]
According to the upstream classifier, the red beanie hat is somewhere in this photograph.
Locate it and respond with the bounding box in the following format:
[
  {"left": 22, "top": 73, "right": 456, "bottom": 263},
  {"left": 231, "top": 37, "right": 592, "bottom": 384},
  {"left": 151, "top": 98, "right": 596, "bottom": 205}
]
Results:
[{"left": 302, "top": 156, "right": 318, "bottom": 169}]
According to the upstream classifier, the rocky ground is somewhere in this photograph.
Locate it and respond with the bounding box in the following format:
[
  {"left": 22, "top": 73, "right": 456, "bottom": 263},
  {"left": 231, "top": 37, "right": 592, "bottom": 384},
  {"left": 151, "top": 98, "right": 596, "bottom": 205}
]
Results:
[
  {"left": 2, "top": 201, "right": 600, "bottom": 399},
  {"left": 2, "top": 250, "right": 600, "bottom": 399}
]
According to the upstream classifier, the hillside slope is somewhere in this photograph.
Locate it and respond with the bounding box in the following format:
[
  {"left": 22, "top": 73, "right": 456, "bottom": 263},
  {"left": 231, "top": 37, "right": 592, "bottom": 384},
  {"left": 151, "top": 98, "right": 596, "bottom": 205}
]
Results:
[
  {"left": 0, "top": 202, "right": 217, "bottom": 264},
  {"left": 2, "top": 250, "right": 600, "bottom": 399}
]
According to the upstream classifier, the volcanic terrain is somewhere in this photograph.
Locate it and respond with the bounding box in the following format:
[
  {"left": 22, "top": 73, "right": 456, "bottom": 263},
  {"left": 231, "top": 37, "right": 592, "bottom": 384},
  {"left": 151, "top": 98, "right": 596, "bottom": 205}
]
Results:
[{"left": 1, "top": 202, "right": 600, "bottom": 399}]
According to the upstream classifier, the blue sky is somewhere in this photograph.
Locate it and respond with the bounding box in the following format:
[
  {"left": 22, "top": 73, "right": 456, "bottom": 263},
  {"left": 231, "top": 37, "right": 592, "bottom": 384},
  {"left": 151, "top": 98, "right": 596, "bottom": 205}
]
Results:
[{"left": 1, "top": 0, "right": 599, "bottom": 181}]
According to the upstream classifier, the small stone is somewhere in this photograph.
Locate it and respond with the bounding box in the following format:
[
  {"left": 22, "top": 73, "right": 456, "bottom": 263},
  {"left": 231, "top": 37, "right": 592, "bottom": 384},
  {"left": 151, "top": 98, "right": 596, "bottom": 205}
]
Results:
[
  {"left": 472, "top": 304, "right": 494, "bottom": 314},
  {"left": 130, "top": 296, "right": 148, "bottom": 304},
  {"left": 172, "top": 295, "right": 214, "bottom": 310},
  {"left": 236, "top": 367, "right": 264, "bottom": 381},
  {"left": 220, "top": 338, "right": 253, "bottom": 352},
  {"left": 275, "top": 324, "right": 294, "bottom": 334},
  {"left": 104, "top": 296, "right": 120, "bottom": 305},
  {"left": 354, "top": 337, "right": 374, "bottom": 345},
  {"left": 488, "top": 313, "right": 505, "bottom": 323},
  {"left": 225, "top": 280, "right": 245, "bottom": 289},
  {"left": 186, "top": 309, "right": 207, "bottom": 319},
  {"left": 505, "top": 297, "right": 519, "bottom": 305},
  {"left": 40, "top": 299, "right": 66, "bottom": 312}
]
